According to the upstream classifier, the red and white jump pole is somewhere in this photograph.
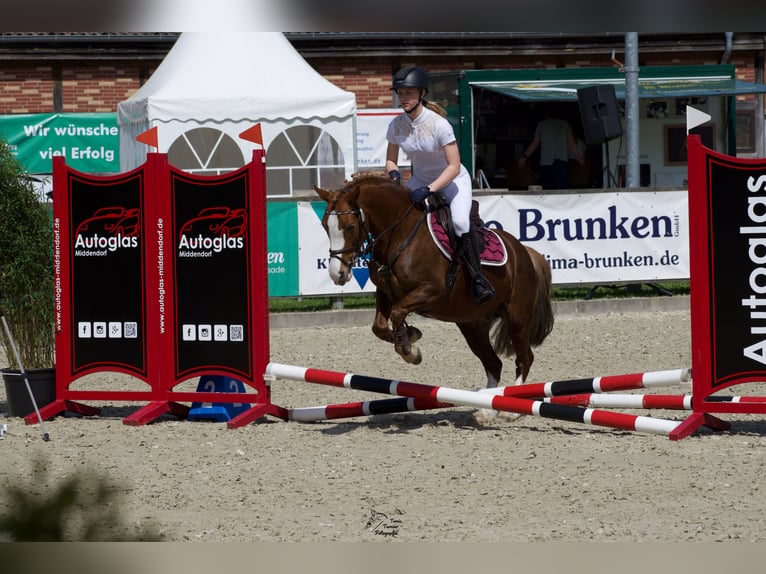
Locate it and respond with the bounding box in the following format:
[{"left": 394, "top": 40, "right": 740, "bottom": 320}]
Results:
[
  {"left": 287, "top": 368, "right": 691, "bottom": 422},
  {"left": 479, "top": 368, "right": 691, "bottom": 399},
  {"left": 289, "top": 392, "right": 766, "bottom": 422},
  {"left": 544, "top": 393, "right": 766, "bottom": 410},
  {"left": 544, "top": 393, "right": 693, "bottom": 410},
  {"left": 289, "top": 396, "right": 451, "bottom": 422},
  {"left": 288, "top": 394, "right": 688, "bottom": 423},
  {"left": 267, "top": 362, "right": 682, "bottom": 436}
]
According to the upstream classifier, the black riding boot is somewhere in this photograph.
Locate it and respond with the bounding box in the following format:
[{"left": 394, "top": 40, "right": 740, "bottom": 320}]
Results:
[{"left": 459, "top": 229, "right": 495, "bottom": 305}]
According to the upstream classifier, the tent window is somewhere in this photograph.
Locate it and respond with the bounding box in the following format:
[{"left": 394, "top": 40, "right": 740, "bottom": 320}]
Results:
[
  {"left": 167, "top": 127, "right": 245, "bottom": 176},
  {"left": 266, "top": 125, "right": 345, "bottom": 196},
  {"left": 266, "top": 170, "right": 290, "bottom": 198}
]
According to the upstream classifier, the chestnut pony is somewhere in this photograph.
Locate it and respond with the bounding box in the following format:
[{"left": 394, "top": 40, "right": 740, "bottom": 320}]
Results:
[{"left": 314, "top": 173, "right": 554, "bottom": 393}]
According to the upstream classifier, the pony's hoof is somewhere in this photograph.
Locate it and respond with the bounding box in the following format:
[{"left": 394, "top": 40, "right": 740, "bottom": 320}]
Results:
[
  {"left": 498, "top": 411, "right": 524, "bottom": 422},
  {"left": 472, "top": 409, "right": 523, "bottom": 425},
  {"left": 395, "top": 345, "right": 422, "bottom": 365},
  {"left": 408, "top": 349, "right": 422, "bottom": 365},
  {"left": 472, "top": 408, "right": 498, "bottom": 425},
  {"left": 407, "top": 326, "right": 423, "bottom": 343}
]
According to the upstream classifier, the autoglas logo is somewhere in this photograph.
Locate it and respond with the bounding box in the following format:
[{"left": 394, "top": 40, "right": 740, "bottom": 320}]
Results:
[
  {"left": 74, "top": 206, "right": 140, "bottom": 253},
  {"left": 178, "top": 207, "right": 246, "bottom": 256}
]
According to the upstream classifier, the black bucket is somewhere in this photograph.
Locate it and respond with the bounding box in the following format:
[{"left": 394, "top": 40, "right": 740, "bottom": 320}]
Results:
[{"left": 2, "top": 367, "right": 57, "bottom": 417}]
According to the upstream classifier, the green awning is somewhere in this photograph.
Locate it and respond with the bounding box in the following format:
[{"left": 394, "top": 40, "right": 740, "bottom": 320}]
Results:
[{"left": 473, "top": 76, "right": 766, "bottom": 101}]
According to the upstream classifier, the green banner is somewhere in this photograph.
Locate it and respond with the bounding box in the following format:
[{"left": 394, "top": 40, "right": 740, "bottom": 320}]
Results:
[
  {"left": 266, "top": 202, "right": 299, "bottom": 296},
  {"left": 0, "top": 113, "right": 119, "bottom": 173}
]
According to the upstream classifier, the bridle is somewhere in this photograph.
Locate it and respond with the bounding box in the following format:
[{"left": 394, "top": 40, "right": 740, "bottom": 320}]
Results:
[
  {"left": 323, "top": 203, "right": 368, "bottom": 267},
  {"left": 324, "top": 188, "right": 425, "bottom": 272}
]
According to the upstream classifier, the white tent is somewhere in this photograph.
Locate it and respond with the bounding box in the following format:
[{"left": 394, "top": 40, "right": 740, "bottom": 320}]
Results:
[{"left": 117, "top": 32, "right": 357, "bottom": 194}]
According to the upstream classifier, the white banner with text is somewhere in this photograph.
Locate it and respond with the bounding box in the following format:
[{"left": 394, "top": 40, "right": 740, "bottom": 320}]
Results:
[
  {"left": 477, "top": 190, "right": 689, "bottom": 285},
  {"left": 296, "top": 190, "right": 690, "bottom": 295}
]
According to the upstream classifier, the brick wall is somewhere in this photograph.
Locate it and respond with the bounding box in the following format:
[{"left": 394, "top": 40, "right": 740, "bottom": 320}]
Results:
[
  {"left": 0, "top": 65, "right": 54, "bottom": 113},
  {"left": 0, "top": 50, "right": 761, "bottom": 114},
  {"left": 309, "top": 50, "right": 761, "bottom": 108},
  {"left": 61, "top": 65, "right": 142, "bottom": 113},
  {"left": 0, "top": 62, "right": 145, "bottom": 114}
]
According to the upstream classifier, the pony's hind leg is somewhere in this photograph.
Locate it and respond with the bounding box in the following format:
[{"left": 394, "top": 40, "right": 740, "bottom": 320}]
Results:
[
  {"left": 455, "top": 320, "right": 502, "bottom": 387},
  {"left": 483, "top": 326, "right": 534, "bottom": 423},
  {"left": 453, "top": 322, "right": 516, "bottom": 425},
  {"left": 514, "top": 346, "right": 534, "bottom": 386},
  {"left": 508, "top": 323, "right": 534, "bottom": 386}
]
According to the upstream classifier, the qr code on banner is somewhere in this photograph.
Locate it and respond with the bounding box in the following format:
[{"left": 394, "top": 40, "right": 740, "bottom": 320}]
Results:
[
  {"left": 230, "top": 325, "right": 244, "bottom": 342},
  {"left": 124, "top": 322, "right": 138, "bottom": 338}
]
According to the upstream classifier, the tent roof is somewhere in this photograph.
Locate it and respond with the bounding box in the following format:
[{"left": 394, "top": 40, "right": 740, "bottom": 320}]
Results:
[{"left": 117, "top": 32, "right": 356, "bottom": 125}]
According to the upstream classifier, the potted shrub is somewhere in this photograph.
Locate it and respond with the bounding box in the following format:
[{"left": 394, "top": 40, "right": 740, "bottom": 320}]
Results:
[{"left": 0, "top": 136, "right": 56, "bottom": 417}]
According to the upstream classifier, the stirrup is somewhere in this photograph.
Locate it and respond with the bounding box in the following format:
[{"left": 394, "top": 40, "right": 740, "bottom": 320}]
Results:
[{"left": 471, "top": 277, "right": 495, "bottom": 304}]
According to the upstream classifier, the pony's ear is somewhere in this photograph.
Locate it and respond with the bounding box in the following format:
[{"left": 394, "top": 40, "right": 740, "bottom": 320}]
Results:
[
  {"left": 314, "top": 185, "right": 331, "bottom": 202},
  {"left": 345, "top": 184, "right": 361, "bottom": 203}
]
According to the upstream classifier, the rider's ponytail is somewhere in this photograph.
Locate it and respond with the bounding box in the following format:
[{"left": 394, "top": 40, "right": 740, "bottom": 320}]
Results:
[{"left": 424, "top": 100, "right": 447, "bottom": 118}]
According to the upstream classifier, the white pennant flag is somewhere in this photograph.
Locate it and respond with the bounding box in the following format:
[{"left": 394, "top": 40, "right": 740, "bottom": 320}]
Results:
[{"left": 687, "top": 105, "right": 712, "bottom": 133}]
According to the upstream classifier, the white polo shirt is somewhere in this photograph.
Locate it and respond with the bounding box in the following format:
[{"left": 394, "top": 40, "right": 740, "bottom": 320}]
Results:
[{"left": 386, "top": 106, "right": 468, "bottom": 185}]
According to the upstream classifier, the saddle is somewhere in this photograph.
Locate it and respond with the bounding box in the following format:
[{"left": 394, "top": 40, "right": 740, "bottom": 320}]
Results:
[
  {"left": 423, "top": 193, "right": 507, "bottom": 296},
  {"left": 425, "top": 194, "right": 507, "bottom": 266}
]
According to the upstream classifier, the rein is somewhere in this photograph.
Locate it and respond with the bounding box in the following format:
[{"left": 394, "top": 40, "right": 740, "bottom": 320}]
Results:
[
  {"left": 324, "top": 194, "right": 425, "bottom": 271},
  {"left": 374, "top": 204, "right": 426, "bottom": 270}
]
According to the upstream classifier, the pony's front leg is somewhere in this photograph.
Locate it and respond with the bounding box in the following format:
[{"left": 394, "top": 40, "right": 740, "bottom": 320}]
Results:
[
  {"left": 371, "top": 290, "right": 394, "bottom": 343},
  {"left": 390, "top": 321, "right": 422, "bottom": 365},
  {"left": 387, "top": 287, "right": 438, "bottom": 366},
  {"left": 371, "top": 289, "right": 423, "bottom": 350}
]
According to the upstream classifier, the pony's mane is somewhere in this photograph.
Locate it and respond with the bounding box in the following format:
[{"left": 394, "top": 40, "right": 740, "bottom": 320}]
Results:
[
  {"left": 346, "top": 171, "right": 390, "bottom": 187},
  {"left": 342, "top": 172, "right": 409, "bottom": 207},
  {"left": 344, "top": 172, "right": 408, "bottom": 201}
]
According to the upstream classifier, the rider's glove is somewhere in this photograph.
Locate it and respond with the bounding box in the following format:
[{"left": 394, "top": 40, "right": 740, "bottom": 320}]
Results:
[{"left": 408, "top": 186, "right": 431, "bottom": 205}]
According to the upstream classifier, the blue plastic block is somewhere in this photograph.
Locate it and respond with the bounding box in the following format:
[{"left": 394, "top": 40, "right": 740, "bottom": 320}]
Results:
[{"left": 188, "top": 375, "right": 251, "bottom": 422}]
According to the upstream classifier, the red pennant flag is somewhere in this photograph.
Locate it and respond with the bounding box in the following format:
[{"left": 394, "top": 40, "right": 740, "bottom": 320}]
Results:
[
  {"left": 239, "top": 123, "right": 263, "bottom": 146},
  {"left": 136, "top": 126, "right": 158, "bottom": 148}
]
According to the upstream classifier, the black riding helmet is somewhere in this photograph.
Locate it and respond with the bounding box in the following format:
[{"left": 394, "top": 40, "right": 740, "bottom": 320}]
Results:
[{"left": 391, "top": 66, "right": 429, "bottom": 92}]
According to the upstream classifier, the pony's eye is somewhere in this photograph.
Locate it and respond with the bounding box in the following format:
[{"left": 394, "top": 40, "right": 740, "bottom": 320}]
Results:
[{"left": 344, "top": 224, "right": 356, "bottom": 233}]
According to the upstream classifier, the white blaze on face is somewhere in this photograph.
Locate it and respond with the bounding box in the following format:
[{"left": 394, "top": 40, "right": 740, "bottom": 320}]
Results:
[{"left": 326, "top": 213, "right": 346, "bottom": 283}]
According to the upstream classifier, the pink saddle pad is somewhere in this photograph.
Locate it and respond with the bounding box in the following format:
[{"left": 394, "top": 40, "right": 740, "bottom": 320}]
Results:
[{"left": 427, "top": 212, "right": 507, "bottom": 266}]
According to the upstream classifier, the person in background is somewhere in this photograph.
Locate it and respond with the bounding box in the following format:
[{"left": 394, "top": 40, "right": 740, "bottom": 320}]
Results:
[
  {"left": 518, "top": 104, "right": 585, "bottom": 189},
  {"left": 385, "top": 66, "right": 494, "bottom": 305}
]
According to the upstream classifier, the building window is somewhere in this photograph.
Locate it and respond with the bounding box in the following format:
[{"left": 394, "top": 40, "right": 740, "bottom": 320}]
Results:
[{"left": 736, "top": 101, "right": 757, "bottom": 155}]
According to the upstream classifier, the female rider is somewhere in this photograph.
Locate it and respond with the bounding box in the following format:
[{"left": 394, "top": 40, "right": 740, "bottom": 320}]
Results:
[{"left": 385, "top": 66, "right": 494, "bottom": 305}]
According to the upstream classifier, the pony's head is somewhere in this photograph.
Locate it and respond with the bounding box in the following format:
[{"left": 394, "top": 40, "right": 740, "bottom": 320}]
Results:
[
  {"left": 315, "top": 174, "right": 409, "bottom": 285},
  {"left": 314, "top": 183, "right": 364, "bottom": 285}
]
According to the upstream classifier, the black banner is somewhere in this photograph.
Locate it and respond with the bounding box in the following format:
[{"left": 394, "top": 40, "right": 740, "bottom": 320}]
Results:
[
  {"left": 170, "top": 170, "right": 252, "bottom": 379},
  {"left": 68, "top": 172, "right": 147, "bottom": 375},
  {"left": 708, "top": 157, "right": 766, "bottom": 386}
]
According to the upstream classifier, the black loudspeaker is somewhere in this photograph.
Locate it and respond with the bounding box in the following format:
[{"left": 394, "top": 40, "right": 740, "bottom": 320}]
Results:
[{"left": 577, "top": 85, "right": 623, "bottom": 145}]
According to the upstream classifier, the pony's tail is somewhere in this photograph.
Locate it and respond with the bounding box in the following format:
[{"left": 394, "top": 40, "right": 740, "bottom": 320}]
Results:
[
  {"left": 528, "top": 250, "right": 555, "bottom": 346},
  {"left": 491, "top": 247, "right": 554, "bottom": 356}
]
